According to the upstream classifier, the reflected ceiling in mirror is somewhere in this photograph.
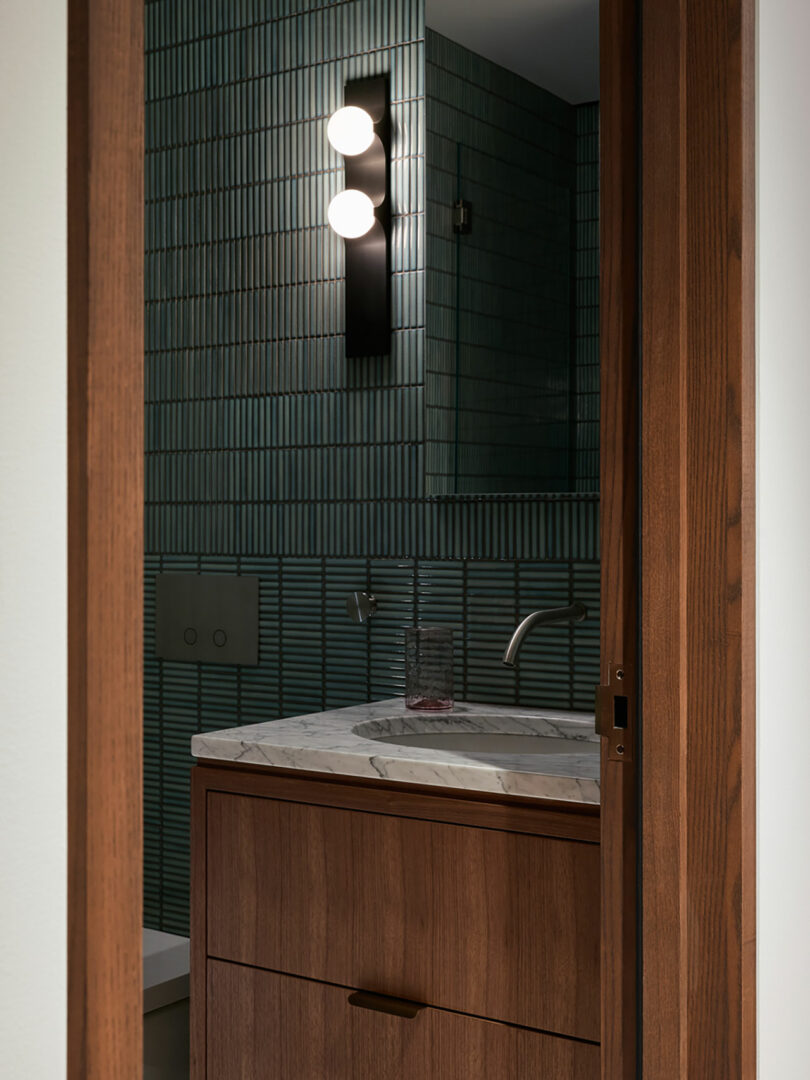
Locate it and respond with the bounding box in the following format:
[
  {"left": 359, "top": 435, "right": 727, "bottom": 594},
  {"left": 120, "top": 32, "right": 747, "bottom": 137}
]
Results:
[{"left": 426, "top": 0, "right": 599, "bottom": 104}]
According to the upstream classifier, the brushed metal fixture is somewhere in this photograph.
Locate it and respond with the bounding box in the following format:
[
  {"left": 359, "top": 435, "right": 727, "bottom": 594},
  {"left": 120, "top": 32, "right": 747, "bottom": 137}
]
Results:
[
  {"left": 595, "top": 660, "right": 634, "bottom": 762},
  {"left": 346, "top": 591, "right": 378, "bottom": 624},
  {"left": 502, "top": 602, "right": 588, "bottom": 668}
]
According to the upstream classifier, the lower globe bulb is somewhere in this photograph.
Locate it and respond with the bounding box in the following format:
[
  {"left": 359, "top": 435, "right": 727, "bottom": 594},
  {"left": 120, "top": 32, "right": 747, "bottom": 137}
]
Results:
[{"left": 327, "top": 189, "right": 375, "bottom": 239}]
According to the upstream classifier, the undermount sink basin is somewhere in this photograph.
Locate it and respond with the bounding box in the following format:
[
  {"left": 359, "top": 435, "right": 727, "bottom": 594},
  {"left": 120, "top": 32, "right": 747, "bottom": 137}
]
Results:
[
  {"left": 352, "top": 714, "right": 598, "bottom": 758},
  {"left": 368, "top": 730, "right": 589, "bottom": 754}
]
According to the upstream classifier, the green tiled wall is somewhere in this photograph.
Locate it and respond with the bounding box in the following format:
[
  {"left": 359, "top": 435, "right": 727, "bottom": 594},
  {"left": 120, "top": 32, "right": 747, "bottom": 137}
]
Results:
[
  {"left": 144, "top": 0, "right": 601, "bottom": 935},
  {"left": 424, "top": 30, "right": 575, "bottom": 494},
  {"left": 424, "top": 31, "right": 600, "bottom": 496},
  {"left": 143, "top": 551, "right": 599, "bottom": 930},
  {"left": 575, "top": 102, "right": 600, "bottom": 490}
]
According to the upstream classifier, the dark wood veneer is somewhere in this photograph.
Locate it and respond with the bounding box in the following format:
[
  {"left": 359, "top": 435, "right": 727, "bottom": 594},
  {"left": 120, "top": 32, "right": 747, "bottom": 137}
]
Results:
[
  {"left": 205, "top": 788, "right": 600, "bottom": 1041},
  {"left": 193, "top": 761, "right": 600, "bottom": 842},
  {"left": 207, "top": 960, "right": 600, "bottom": 1080},
  {"left": 192, "top": 763, "right": 602, "bottom": 1075}
]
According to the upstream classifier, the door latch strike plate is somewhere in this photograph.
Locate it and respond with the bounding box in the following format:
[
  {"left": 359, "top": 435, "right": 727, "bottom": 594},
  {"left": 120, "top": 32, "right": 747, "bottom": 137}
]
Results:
[{"left": 595, "top": 661, "right": 633, "bottom": 762}]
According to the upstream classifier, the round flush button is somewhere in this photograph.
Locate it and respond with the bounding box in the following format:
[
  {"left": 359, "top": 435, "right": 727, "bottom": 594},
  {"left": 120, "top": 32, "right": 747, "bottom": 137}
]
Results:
[
  {"left": 213, "top": 629, "right": 227, "bottom": 648},
  {"left": 183, "top": 627, "right": 198, "bottom": 645}
]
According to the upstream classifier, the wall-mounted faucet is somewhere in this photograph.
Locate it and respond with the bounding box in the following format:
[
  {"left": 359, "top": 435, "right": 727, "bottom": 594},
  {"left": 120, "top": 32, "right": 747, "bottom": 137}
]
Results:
[
  {"left": 346, "top": 591, "right": 378, "bottom": 624},
  {"left": 502, "top": 602, "right": 588, "bottom": 668}
]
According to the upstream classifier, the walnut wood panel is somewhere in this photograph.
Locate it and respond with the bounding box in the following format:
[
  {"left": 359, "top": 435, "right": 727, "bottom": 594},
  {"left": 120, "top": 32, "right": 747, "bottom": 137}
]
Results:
[
  {"left": 640, "top": 0, "right": 756, "bottom": 1077},
  {"left": 190, "top": 758, "right": 208, "bottom": 1080},
  {"left": 207, "top": 960, "right": 599, "bottom": 1080},
  {"left": 193, "top": 761, "right": 600, "bottom": 842},
  {"left": 599, "top": 0, "right": 639, "bottom": 1077},
  {"left": 205, "top": 790, "right": 600, "bottom": 1041},
  {"left": 67, "top": 0, "right": 144, "bottom": 1077}
]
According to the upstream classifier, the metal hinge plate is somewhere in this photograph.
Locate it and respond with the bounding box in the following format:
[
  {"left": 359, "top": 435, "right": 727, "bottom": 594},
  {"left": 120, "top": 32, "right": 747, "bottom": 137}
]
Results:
[{"left": 595, "top": 661, "right": 634, "bottom": 762}]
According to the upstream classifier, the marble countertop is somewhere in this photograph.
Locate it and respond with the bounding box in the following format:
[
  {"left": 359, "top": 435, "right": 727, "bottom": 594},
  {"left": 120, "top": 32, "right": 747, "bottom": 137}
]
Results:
[{"left": 191, "top": 699, "right": 600, "bottom": 805}]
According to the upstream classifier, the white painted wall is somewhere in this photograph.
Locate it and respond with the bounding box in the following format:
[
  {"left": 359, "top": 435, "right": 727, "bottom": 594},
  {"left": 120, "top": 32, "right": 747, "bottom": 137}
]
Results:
[
  {"left": 757, "top": 2, "right": 810, "bottom": 1077},
  {"left": 0, "top": 1, "right": 67, "bottom": 1076}
]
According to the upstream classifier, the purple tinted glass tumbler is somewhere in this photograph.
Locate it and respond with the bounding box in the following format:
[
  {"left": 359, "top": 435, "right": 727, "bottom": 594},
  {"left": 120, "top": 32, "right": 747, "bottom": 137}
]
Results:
[{"left": 404, "top": 627, "right": 454, "bottom": 711}]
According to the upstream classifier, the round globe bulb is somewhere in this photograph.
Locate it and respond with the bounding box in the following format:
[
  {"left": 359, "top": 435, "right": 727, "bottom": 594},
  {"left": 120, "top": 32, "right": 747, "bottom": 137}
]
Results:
[
  {"left": 327, "top": 190, "right": 376, "bottom": 239},
  {"left": 327, "top": 106, "right": 375, "bottom": 156}
]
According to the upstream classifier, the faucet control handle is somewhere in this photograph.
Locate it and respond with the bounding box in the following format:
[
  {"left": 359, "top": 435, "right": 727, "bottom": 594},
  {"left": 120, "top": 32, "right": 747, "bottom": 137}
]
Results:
[{"left": 346, "top": 591, "right": 378, "bottom": 625}]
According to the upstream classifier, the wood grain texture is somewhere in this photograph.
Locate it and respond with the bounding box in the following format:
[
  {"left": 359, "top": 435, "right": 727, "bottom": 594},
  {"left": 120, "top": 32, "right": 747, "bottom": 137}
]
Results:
[
  {"left": 740, "top": 2, "right": 756, "bottom": 1071},
  {"left": 640, "top": 0, "right": 686, "bottom": 1069},
  {"left": 640, "top": 0, "right": 756, "bottom": 1076},
  {"left": 205, "top": 790, "right": 600, "bottom": 1042},
  {"left": 67, "top": 0, "right": 144, "bottom": 1077},
  {"left": 207, "top": 960, "right": 600, "bottom": 1080},
  {"left": 190, "top": 759, "right": 208, "bottom": 1080},
  {"left": 599, "top": 0, "right": 639, "bottom": 1076},
  {"left": 193, "top": 761, "right": 600, "bottom": 842}
]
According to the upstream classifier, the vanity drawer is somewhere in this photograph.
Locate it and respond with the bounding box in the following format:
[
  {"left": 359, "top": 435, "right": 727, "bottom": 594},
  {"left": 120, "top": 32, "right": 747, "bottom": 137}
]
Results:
[
  {"left": 206, "top": 792, "right": 599, "bottom": 1041},
  {"left": 207, "top": 959, "right": 599, "bottom": 1080}
]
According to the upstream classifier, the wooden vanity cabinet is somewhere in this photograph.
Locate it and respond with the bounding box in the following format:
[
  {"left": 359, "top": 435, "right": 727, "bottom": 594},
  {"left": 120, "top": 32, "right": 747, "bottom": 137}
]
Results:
[{"left": 192, "top": 763, "right": 601, "bottom": 1079}]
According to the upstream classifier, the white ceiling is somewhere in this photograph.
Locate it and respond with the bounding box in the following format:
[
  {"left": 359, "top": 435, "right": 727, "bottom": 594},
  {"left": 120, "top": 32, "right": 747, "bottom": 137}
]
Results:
[{"left": 426, "top": 0, "right": 599, "bottom": 105}]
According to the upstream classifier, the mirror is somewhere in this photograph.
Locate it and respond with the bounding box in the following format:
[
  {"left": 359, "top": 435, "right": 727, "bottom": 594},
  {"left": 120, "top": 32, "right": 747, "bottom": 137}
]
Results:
[{"left": 423, "top": 0, "right": 600, "bottom": 495}]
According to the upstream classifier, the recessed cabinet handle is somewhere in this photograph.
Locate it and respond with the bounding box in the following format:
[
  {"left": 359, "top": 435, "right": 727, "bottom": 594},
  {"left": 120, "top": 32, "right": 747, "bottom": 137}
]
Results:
[{"left": 347, "top": 991, "right": 425, "bottom": 1019}]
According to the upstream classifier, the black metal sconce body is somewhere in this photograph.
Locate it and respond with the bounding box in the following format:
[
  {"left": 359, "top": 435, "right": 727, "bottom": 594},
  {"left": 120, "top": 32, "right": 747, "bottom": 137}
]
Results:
[{"left": 342, "top": 76, "right": 391, "bottom": 358}]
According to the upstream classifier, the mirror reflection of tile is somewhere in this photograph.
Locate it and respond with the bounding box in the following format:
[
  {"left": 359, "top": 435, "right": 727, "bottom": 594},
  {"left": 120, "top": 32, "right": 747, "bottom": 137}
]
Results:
[{"left": 424, "top": 30, "right": 600, "bottom": 495}]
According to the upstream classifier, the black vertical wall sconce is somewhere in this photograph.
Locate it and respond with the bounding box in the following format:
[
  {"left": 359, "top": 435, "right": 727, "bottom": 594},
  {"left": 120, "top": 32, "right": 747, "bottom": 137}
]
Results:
[{"left": 327, "top": 77, "right": 391, "bottom": 358}]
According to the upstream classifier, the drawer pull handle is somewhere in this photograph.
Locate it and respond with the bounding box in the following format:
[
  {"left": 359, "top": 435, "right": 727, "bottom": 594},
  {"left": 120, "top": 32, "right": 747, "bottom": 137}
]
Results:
[{"left": 347, "top": 991, "right": 425, "bottom": 1019}]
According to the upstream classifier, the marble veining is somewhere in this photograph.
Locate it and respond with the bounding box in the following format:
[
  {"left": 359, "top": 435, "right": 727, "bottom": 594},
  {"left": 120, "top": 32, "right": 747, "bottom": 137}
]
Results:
[{"left": 192, "top": 699, "right": 600, "bottom": 805}]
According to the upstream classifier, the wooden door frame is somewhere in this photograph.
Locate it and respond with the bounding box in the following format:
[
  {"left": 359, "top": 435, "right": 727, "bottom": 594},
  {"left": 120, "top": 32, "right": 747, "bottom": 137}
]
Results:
[
  {"left": 639, "top": 1, "right": 757, "bottom": 1078},
  {"left": 599, "top": 0, "right": 639, "bottom": 1076},
  {"left": 67, "top": 0, "right": 143, "bottom": 1076},
  {"left": 65, "top": 0, "right": 756, "bottom": 1076}
]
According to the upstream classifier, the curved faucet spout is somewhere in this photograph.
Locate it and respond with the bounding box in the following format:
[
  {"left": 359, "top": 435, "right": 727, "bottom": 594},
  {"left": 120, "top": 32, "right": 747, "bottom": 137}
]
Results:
[{"left": 502, "top": 602, "right": 588, "bottom": 668}]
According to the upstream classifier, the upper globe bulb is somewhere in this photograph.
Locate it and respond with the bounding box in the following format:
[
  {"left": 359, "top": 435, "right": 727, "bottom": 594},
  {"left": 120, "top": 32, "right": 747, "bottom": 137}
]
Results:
[
  {"left": 327, "top": 106, "right": 375, "bottom": 156},
  {"left": 327, "top": 190, "right": 376, "bottom": 239}
]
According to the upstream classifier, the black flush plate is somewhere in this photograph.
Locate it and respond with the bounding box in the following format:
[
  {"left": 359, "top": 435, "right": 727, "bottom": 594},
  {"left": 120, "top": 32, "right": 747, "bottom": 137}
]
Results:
[{"left": 155, "top": 573, "right": 259, "bottom": 666}]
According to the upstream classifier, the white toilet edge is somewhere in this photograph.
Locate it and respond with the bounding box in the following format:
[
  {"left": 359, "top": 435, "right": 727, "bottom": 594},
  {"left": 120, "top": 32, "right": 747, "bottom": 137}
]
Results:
[{"left": 143, "top": 928, "right": 190, "bottom": 1013}]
